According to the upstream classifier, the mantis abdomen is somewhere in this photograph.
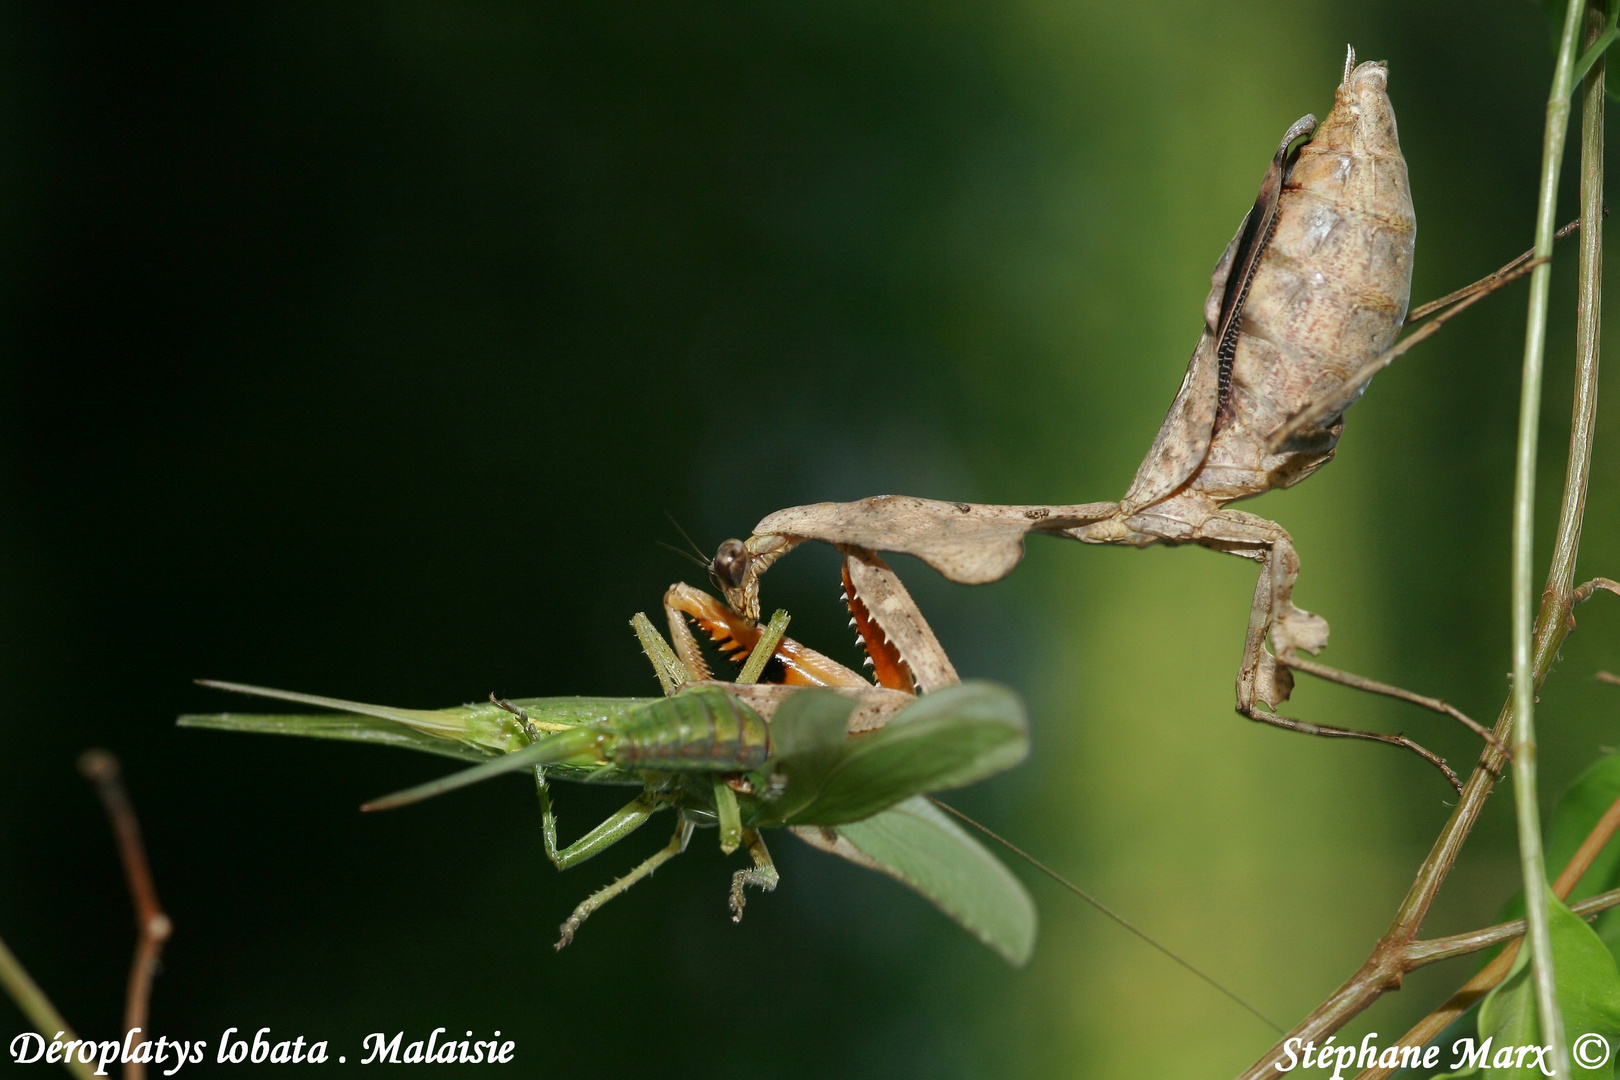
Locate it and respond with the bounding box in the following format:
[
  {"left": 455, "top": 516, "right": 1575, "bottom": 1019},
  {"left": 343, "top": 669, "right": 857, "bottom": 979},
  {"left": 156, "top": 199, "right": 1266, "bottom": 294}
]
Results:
[{"left": 1199, "top": 58, "right": 1416, "bottom": 499}]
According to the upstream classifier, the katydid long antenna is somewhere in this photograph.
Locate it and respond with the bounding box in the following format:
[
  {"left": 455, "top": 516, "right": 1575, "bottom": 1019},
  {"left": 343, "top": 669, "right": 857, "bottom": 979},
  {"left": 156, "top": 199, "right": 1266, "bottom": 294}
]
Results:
[{"left": 927, "top": 796, "right": 1284, "bottom": 1035}]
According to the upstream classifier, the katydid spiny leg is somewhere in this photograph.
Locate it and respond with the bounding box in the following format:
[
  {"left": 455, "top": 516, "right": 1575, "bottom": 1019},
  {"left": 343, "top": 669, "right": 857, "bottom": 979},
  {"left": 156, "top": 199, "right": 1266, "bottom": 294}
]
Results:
[
  {"left": 556, "top": 817, "right": 694, "bottom": 950},
  {"left": 728, "top": 828, "right": 778, "bottom": 922},
  {"left": 492, "top": 695, "right": 674, "bottom": 870},
  {"left": 494, "top": 694, "right": 572, "bottom": 867},
  {"left": 547, "top": 795, "right": 662, "bottom": 873}
]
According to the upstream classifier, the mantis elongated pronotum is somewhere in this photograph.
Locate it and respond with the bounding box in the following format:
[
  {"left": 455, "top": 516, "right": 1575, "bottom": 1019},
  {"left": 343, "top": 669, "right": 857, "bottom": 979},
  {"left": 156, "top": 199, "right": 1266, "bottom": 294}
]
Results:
[{"left": 701, "top": 49, "right": 1556, "bottom": 792}]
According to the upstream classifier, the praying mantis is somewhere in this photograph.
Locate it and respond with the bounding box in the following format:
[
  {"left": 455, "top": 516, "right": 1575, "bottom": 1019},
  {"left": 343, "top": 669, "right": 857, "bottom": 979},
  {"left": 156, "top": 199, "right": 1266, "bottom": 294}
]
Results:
[
  {"left": 181, "top": 573, "right": 1037, "bottom": 964},
  {"left": 699, "top": 49, "right": 1552, "bottom": 792}
]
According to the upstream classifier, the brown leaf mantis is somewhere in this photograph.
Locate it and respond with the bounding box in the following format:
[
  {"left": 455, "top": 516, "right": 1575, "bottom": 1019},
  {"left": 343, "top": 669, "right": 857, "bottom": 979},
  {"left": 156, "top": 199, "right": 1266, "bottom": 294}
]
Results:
[{"left": 687, "top": 49, "right": 1564, "bottom": 792}]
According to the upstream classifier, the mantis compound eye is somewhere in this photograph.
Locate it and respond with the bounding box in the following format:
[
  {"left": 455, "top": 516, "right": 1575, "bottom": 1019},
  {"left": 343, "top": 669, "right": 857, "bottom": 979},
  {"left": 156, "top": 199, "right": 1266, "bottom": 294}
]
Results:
[{"left": 709, "top": 539, "right": 749, "bottom": 592}]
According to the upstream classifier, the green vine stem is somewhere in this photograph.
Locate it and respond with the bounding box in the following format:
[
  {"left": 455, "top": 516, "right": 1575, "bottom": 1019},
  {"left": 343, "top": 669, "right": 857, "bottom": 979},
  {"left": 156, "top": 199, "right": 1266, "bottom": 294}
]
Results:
[{"left": 1510, "top": 0, "right": 1587, "bottom": 1068}]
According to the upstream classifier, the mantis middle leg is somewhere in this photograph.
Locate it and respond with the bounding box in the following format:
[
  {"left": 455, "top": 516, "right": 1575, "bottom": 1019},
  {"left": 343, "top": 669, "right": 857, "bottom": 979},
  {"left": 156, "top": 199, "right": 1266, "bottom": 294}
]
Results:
[{"left": 1201, "top": 509, "right": 1482, "bottom": 791}]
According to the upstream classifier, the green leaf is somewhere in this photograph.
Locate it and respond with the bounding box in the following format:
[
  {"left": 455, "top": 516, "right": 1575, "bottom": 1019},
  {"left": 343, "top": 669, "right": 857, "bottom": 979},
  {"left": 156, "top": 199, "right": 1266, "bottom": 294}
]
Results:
[
  {"left": 792, "top": 795, "right": 1037, "bottom": 966},
  {"left": 771, "top": 681, "right": 1028, "bottom": 825},
  {"left": 1440, "top": 887, "right": 1620, "bottom": 1079},
  {"left": 751, "top": 689, "right": 861, "bottom": 821},
  {"left": 1547, "top": 753, "right": 1620, "bottom": 904},
  {"left": 1495, "top": 752, "right": 1620, "bottom": 964}
]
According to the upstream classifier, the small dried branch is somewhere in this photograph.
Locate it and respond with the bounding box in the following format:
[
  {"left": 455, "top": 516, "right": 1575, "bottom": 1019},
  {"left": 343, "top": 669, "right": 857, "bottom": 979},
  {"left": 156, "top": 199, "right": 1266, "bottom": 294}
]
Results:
[
  {"left": 1407, "top": 886, "right": 1620, "bottom": 969},
  {"left": 1574, "top": 576, "right": 1620, "bottom": 605},
  {"left": 79, "top": 751, "right": 172, "bottom": 1080}
]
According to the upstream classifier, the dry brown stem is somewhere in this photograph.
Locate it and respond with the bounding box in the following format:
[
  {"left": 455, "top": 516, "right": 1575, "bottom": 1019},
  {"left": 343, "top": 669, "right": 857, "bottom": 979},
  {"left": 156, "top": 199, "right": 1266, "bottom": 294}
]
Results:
[{"left": 78, "top": 750, "right": 172, "bottom": 1080}]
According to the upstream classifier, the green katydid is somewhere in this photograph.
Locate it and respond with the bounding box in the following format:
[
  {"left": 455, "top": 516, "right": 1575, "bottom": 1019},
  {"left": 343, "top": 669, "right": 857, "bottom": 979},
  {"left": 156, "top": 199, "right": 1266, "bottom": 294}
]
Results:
[
  {"left": 181, "top": 604, "right": 1038, "bottom": 963},
  {"left": 182, "top": 569, "right": 1285, "bottom": 1029}
]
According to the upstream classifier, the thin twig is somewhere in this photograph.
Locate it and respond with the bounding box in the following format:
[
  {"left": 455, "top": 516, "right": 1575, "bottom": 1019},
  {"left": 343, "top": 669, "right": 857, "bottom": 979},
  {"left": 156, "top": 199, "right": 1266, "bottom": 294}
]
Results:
[
  {"left": 1407, "top": 218, "right": 1582, "bottom": 322},
  {"left": 1575, "top": 577, "right": 1620, "bottom": 605},
  {"left": 1405, "top": 886, "right": 1620, "bottom": 968},
  {"left": 1235, "top": 2, "right": 1605, "bottom": 1072},
  {"left": 79, "top": 751, "right": 171, "bottom": 1080},
  {"left": 0, "top": 934, "right": 94, "bottom": 1080}
]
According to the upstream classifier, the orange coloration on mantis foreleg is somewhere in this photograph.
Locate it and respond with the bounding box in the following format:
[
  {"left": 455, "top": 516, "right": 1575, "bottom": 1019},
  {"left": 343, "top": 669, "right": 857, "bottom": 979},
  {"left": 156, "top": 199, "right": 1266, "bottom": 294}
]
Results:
[
  {"left": 663, "top": 583, "right": 875, "bottom": 689},
  {"left": 841, "top": 561, "right": 914, "bottom": 693}
]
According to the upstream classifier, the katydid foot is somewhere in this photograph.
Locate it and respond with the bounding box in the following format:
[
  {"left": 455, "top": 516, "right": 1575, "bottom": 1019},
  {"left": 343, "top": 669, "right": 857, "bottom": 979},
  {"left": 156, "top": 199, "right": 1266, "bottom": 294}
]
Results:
[{"left": 728, "top": 829, "right": 779, "bottom": 923}]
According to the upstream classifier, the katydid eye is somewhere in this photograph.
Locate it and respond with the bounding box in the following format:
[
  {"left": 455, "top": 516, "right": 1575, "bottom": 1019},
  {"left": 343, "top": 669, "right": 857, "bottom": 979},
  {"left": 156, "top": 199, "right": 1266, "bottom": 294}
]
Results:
[{"left": 709, "top": 539, "right": 748, "bottom": 591}]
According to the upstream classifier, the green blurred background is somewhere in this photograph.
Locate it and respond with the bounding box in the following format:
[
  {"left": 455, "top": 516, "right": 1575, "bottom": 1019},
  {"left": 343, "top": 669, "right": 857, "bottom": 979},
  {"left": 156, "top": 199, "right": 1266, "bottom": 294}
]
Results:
[{"left": 5, "top": 1, "right": 1620, "bottom": 1076}]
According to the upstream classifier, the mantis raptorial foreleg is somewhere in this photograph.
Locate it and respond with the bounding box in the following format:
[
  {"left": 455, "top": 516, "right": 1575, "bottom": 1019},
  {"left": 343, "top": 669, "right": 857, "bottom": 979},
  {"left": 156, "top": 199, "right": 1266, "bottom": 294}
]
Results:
[
  {"left": 556, "top": 817, "right": 695, "bottom": 949},
  {"left": 714, "top": 490, "right": 1501, "bottom": 790},
  {"left": 727, "top": 828, "right": 778, "bottom": 922}
]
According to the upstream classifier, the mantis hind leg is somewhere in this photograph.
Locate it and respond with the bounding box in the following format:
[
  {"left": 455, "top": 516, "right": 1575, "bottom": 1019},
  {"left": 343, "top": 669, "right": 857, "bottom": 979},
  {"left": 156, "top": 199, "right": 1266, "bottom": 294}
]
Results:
[
  {"left": 1209, "top": 513, "right": 1471, "bottom": 791},
  {"left": 556, "top": 816, "right": 695, "bottom": 950},
  {"left": 728, "top": 828, "right": 778, "bottom": 923}
]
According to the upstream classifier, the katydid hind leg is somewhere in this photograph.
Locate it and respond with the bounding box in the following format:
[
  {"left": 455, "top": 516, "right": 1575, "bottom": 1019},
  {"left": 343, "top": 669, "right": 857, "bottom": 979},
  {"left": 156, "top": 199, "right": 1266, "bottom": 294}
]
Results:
[
  {"left": 728, "top": 828, "right": 779, "bottom": 923},
  {"left": 545, "top": 794, "right": 661, "bottom": 872},
  {"left": 631, "top": 611, "right": 690, "bottom": 694},
  {"left": 533, "top": 766, "right": 564, "bottom": 868},
  {"left": 556, "top": 817, "right": 695, "bottom": 950}
]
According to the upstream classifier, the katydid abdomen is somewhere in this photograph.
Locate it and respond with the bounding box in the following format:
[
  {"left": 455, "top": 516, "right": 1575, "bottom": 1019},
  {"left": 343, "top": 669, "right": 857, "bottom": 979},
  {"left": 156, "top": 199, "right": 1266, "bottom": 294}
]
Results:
[{"left": 607, "top": 687, "right": 769, "bottom": 770}]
